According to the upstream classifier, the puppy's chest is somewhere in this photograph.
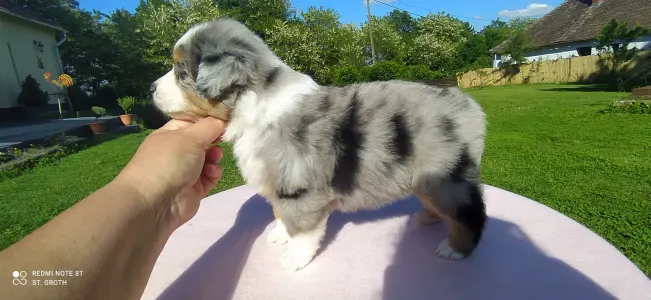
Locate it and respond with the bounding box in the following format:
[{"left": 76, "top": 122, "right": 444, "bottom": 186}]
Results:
[{"left": 229, "top": 128, "right": 271, "bottom": 187}]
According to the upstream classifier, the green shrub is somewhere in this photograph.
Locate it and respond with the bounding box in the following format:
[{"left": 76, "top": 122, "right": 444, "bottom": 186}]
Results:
[
  {"left": 17, "top": 75, "right": 49, "bottom": 107},
  {"left": 362, "top": 60, "right": 407, "bottom": 82},
  {"left": 402, "top": 65, "right": 445, "bottom": 81},
  {"left": 333, "top": 66, "right": 362, "bottom": 86},
  {"left": 67, "top": 85, "right": 90, "bottom": 111},
  {"left": 91, "top": 85, "right": 119, "bottom": 110},
  {"left": 91, "top": 106, "right": 107, "bottom": 118},
  {"left": 604, "top": 101, "right": 651, "bottom": 114},
  {"left": 117, "top": 96, "right": 135, "bottom": 114},
  {"left": 132, "top": 99, "right": 168, "bottom": 129}
]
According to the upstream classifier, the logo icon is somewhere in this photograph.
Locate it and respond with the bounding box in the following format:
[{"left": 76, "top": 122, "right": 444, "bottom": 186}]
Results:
[{"left": 12, "top": 271, "right": 27, "bottom": 286}]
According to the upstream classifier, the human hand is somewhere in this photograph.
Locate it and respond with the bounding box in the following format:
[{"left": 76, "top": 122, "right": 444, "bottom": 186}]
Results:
[{"left": 115, "top": 117, "right": 227, "bottom": 231}]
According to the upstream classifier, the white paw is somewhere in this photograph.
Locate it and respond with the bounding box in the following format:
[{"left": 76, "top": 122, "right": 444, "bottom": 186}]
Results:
[
  {"left": 267, "top": 221, "right": 290, "bottom": 245},
  {"left": 435, "top": 239, "right": 466, "bottom": 260},
  {"left": 414, "top": 210, "right": 441, "bottom": 225},
  {"left": 279, "top": 238, "right": 319, "bottom": 271}
]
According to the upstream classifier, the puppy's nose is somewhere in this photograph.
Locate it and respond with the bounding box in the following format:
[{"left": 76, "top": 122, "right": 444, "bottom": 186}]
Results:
[{"left": 150, "top": 83, "right": 157, "bottom": 94}]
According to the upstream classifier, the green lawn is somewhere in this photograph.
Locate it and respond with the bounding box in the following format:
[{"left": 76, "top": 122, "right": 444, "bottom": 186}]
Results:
[{"left": 0, "top": 84, "right": 649, "bottom": 276}]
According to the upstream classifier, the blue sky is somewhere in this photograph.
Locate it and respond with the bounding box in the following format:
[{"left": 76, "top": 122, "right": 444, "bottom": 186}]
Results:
[{"left": 78, "top": 0, "right": 564, "bottom": 30}]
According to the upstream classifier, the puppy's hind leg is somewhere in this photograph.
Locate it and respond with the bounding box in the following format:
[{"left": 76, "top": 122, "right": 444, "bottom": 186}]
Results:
[
  {"left": 275, "top": 201, "right": 332, "bottom": 271},
  {"left": 414, "top": 197, "right": 443, "bottom": 225},
  {"left": 415, "top": 164, "right": 487, "bottom": 260}
]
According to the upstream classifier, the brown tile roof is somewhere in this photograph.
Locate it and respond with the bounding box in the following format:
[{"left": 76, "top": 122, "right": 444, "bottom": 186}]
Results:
[
  {"left": 0, "top": 0, "right": 65, "bottom": 32},
  {"left": 491, "top": 0, "right": 651, "bottom": 53}
]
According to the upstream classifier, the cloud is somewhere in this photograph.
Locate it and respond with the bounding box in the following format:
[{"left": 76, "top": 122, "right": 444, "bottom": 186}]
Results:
[
  {"left": 498, "top": 3, "right": 554, "bottom": 18},
  {"left": 364, "top": 0, "right": 396, "bottom": 5}
]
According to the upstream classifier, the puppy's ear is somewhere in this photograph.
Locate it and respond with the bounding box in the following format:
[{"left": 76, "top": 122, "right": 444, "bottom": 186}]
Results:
[{"left": 195, "top": 42, "right": 256, "bottom": 102}]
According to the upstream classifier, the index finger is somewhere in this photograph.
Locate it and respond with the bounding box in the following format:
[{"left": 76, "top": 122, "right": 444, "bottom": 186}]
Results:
[
  {"left": 159, "top": 119, "right": 194, "bottom": 131},
  {"left": 184, "top": 117, "right": 228, "bottom": 147}
]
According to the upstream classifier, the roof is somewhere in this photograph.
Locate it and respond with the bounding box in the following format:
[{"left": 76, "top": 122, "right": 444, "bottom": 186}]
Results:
[
  {"left": 0, "top": 0, "right": 66, "bottom": 32},
  {"left": 491, "top": 0, "right": 651, "bottom": 53}
]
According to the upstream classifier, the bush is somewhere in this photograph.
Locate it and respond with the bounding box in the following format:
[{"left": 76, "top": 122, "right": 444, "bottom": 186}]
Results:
[
  {"left": 91, "top": 85, "right": 119, "bottom": 110},
  {"left": 67, "top": 85, "right": 90, "bottom": 111},
  {"left": 91, "top": 106, "right": 107, "bottom": 118},
  {"left": 604, "top": 101, "right": 651, "bottom": 114},
  {"left": 132, "top": 99, "right": 168, "bottom": 129},
  {"left": 362, "top": 60, "right": 407, "bottom": 82},
  {"left": 402, "top": 65, "right": 445, "bottom": 81},
  {"left": 17, "top": 74, "right": 49, "bottom": 107},
  {"left": 333, "top": 66, "right": 362, "bottom": 86},
  {"left": 117, "top": 96, "right": 135, "bottom": 114}
]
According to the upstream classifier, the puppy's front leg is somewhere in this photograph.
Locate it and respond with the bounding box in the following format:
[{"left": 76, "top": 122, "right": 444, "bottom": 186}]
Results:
[
  {"left": 277, "top": 205, "right": 330, "bottom": 271},
  {"left": 267, "top": 205, "right": 290, "bottom": 244}
]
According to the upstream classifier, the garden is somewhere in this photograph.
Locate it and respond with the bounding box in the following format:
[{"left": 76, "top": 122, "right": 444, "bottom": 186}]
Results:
[
  {"left": 1, "top": 0, "right": 649, "bottom": 280},
  {"left": 1, "top": 83, "right": 649, "bottom": 277}
]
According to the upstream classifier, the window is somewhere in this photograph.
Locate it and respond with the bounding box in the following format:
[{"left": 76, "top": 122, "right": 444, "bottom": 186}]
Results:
[{"left": 576, "top": 47, "right": 591, "bottom": 56}]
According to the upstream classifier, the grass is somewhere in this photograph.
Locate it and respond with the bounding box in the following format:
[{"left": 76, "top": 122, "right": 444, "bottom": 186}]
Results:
[
  {"left": 0, "top": 131, "right": 243, "bottom": 250},
  {"left": 466, "top": 83, "right": 650, "bottom": 276},
  {"left": 0, "top": 83, "right": 649, "bottom": 276}
]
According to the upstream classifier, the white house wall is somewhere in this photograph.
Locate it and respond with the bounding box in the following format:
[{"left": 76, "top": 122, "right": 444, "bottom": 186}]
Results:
[
  {"left": 0, "top": 14, "right": 61, "bottom": 109},
  {"left": 493, "top": 35, "right": 651, "bottom": 68}
]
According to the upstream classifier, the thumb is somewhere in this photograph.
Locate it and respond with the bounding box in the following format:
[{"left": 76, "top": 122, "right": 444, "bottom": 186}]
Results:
[{"left": 184, "top": 117, "right": 227, "bottom": 147}]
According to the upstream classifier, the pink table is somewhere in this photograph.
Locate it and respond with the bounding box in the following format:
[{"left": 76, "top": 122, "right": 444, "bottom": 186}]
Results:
[{"left": 141, "top": 185, "right": 651, "bottom": 300}]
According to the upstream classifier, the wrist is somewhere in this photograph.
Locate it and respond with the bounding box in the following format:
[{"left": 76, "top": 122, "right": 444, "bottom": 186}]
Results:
[{"left": 107, "top": 177, "right": 179, "bottom": 235}]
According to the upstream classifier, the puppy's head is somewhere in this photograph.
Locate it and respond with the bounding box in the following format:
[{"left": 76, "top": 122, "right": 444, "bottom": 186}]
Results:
[{"left": 150, "top": 18, "right": 278, "bottom": 122}]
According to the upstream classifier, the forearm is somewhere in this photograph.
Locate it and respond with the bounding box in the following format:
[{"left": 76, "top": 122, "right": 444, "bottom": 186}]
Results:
[{"left": 0, "top": 179, "right": 175, "bottom": 300}]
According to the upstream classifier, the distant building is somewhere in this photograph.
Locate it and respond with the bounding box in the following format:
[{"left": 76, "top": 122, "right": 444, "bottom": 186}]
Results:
[{"left": 490, "top": 0, "right": 651, "bottom": 68}]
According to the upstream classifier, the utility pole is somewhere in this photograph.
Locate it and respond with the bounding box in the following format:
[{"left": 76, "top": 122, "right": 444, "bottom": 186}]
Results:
[{"left": 366, "top": 0, "right": 377, "bottom": 64}]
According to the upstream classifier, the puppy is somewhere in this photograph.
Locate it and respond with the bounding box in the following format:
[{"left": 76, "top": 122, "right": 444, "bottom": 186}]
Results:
[{"left": 151, "top": 18, "right": 488, "bottom": 271}]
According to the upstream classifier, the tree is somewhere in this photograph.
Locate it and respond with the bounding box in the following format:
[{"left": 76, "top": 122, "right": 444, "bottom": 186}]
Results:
[
  {"left": 217, "top": 0, "right": 294, "bottom": 38},
  {"left": 502, "top": 29, "right": 532, "bottom": 64},
  {"left": 139, "top": 0, "right": 226, "bottom": 68},
  {"left": 596, "top": 19, "right": 650, "bottom": 75},
  {"left": 385, "top": 9, "right": 416, "bottom": 37},
  {"left": 265, "top": 7, "right": 365, "bottom": 84},
  {"left": 361, "top": 16, "right": 407, "bottom": 63},
  {"left": 408, "top": 13, "right": 471, "bottom": 73},
  {"left": 102, "top": 9, "right": 164, "bottom": 99}
]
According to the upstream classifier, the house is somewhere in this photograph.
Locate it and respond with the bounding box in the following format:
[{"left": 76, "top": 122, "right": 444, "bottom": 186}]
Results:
[
  {"left": 0, "top": 0, "right": 68, "bottom": 120},
  {"left": 490, "top": 0, "right": 651, "bottom": 68}
]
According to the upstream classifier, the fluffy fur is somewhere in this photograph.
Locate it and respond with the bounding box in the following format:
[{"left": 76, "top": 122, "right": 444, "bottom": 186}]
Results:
[{"left": 151, "top": 18, "right": 488, "bottom": 271}]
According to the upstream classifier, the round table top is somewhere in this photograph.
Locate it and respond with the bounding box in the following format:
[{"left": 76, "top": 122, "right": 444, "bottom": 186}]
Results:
[{"left": 141, "top": 185, "right": 651, "bottom": 300}]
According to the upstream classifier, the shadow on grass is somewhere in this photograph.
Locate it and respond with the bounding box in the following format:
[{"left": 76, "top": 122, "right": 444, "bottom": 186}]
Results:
[{"left": 539, "top": 84, "right": 612, "bottom": 93}]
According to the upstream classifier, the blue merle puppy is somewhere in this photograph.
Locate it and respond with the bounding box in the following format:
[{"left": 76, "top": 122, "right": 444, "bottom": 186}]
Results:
[{"left": 150, "top": 18, "right": 488, "bottom": 271}]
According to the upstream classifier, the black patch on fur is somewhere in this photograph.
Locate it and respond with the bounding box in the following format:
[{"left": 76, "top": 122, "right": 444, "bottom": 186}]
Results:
[
  {"left": 331, "top": 91, "right": 364, "bottom": 195},
  {"left": 449, "top": 145, "right": 473, "bottom": 182},
  {"left": 450, "top": 146, "right": 486, "bottom": 245},
  {"left": 294, "top": 114, "right": 317, "bottom": 142},
  {"left": 202, "top": 53, "right": 228, "bottom": 65},
  {"left": 438, "top": 116, "right": 457, "bottom": 142},
  {"left": 455, "top": 183, "right": 487, "bottom": 245},
  {"left": 277, "top": 188, "right": 308, "bottom": 199},
  {"left": 318, "top": 93, "right": 332, "bottom": 112},
  {"left": 388, "top": 114, "right": 413, "bottom": 162},
  {"left": 230, "top": 38, "right": 256, "bottom": 54},
  {"left": 440, "top": 87, "right": 453, "bottom": 97},
  {"left": 265, "top": 67, "right": 281, "bottom": 87}
]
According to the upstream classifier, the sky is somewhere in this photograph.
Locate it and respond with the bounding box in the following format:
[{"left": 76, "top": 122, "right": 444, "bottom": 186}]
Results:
[{"left": 77, "top": 0, "right": 564, "bottom": 30}]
